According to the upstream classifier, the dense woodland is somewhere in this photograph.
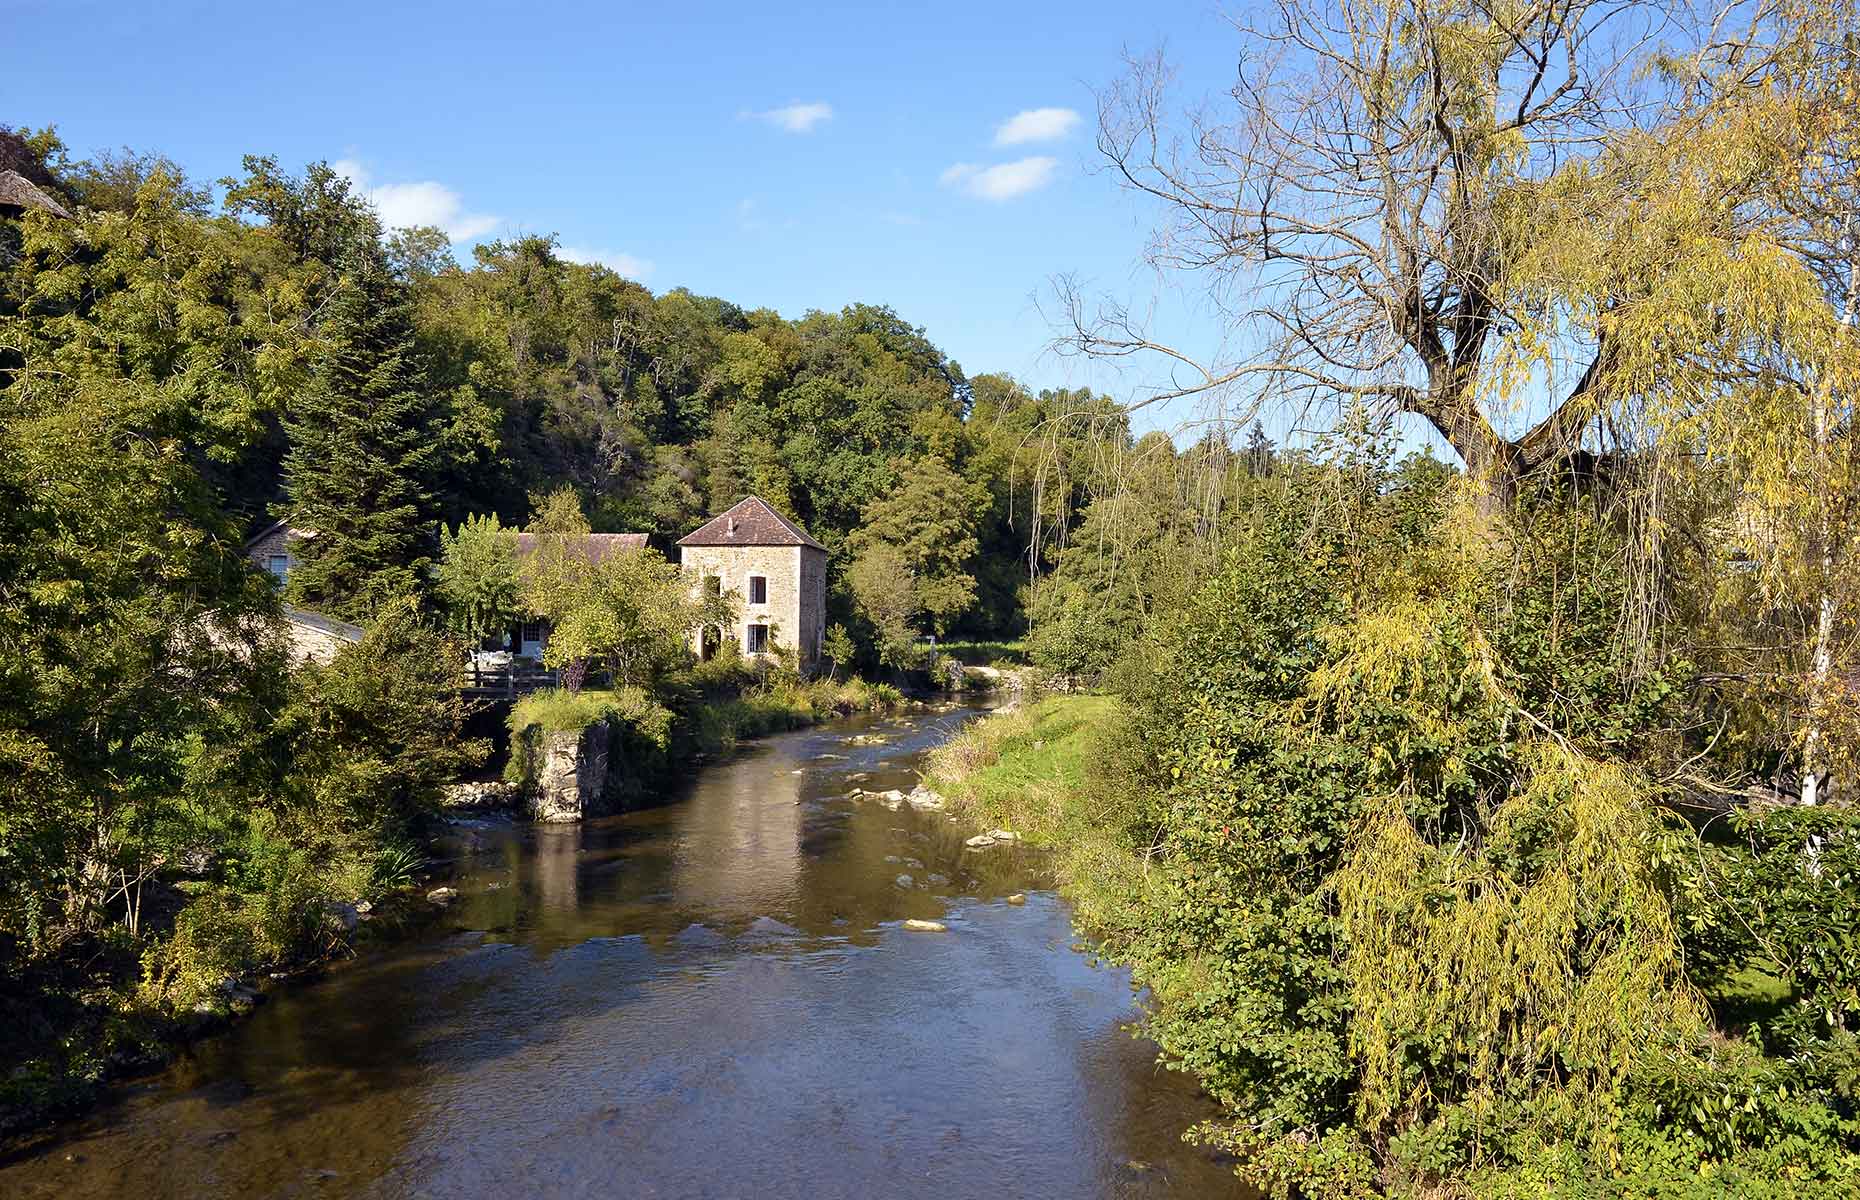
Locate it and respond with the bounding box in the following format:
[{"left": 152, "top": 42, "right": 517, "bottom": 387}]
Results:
[{"left": 922, "top": 0, "right": 1860, "bottom": 1196}]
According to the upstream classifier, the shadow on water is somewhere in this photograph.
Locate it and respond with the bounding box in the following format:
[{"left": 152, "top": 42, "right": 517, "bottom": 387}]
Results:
[{"left": 0, "top": 704, "right": 1250, "bottom": 1200}]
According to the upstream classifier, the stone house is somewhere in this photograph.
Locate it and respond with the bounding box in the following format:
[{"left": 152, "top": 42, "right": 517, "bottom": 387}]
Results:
[
  {"left": 677, "top": 496, "right": 827, "bottom": 666},
  {"left": 241, "top": 519, "right": 361, "bottom": 664}
]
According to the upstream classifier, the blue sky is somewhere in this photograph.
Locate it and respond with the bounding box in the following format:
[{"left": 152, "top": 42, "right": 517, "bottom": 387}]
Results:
[{"left": 6, "top": 0, "right": 1269, "bottom": 433}]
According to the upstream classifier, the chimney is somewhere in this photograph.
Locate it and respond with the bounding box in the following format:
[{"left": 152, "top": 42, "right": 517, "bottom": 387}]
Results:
[{"left": 727, "top": 516, "right": 736, "bottom": 535}]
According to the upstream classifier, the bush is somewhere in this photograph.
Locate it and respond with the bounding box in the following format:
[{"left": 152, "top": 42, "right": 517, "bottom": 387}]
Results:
[
  {"left": 280, "top": 601, "right": 484, "bottom": 848},
  {"left": 138, "top": 842, "right": 330, "bottom": 1011}
]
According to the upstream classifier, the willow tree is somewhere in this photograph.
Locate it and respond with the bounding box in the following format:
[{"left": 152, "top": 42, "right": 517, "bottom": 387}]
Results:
[{"left": 1067, "top": 0, "right": 1856, "bottom": 507}]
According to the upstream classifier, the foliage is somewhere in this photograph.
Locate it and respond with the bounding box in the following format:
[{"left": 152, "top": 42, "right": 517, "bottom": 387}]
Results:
[
  {"left": 822, "top": 622, "right": 857, "bottom": 676},
  {"left": 278, "top": 241, "right": 443, "bottom": 617},
  {"left": 434, "top": 512, "right": 520, "bottom": 645},
  {"left": 1688, "top": 803, "right": 1860, "bottom": 1055},
  {"left": 846, "top": 542, "right": 924, "bottom": 671},
  {"left": 846, "top": 455, "right": 990, "bottom": 635},
  {"left": 277, "top": 600, "right": 485, "bottom": 850},
  {"left": 0, "top": 165, "right": 295, "bottom": 956},
  {"left": 938, "top": 429, "right": 1860, "bottom": 1192},
  {"left": 515, "top": 487, "right": 710, "bottom": 688}
]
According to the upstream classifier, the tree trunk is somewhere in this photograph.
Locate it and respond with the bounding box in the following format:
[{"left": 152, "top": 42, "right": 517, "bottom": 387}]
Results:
[{"left": 1802, "top": 224, "right": 1858, "bottom": 805}]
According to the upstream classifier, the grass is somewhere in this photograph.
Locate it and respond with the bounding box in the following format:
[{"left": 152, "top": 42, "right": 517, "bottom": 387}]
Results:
[
  {"left": 934, "top": 639, "right": 1028, "bottom": 668},
  {"left": 683, "top": 676, "right": 906, "bottom": 757},
  {"left": 922, "top": 693, "right": 1152, "bottom": 936},
  {"left": 507, "top": 671, "right": 909, "bottom": 782},
  {"left": 925, "top": 693, "right": 1115, "bottom": 833},
  {"left": 510, "top": 687, "right": 642, "bottom": 734}
]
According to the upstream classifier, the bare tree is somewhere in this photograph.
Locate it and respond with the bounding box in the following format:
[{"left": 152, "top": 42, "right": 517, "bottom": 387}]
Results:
[{"left": 1062, "top": 0, "right": 1837, "bottom": 503}]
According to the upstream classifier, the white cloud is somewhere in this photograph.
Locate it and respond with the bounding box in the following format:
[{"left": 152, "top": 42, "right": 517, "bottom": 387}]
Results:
[
  {"left": 994, "top": 107, "right": 1081, "bottom": 146},
  {"left": 557, "top": 245, "right": 655, "bottom": 279},
  {"left": 332, "top": 159, "right": 499, "bottom": 242},
  {"left": 939, "top": 156, "right": 1060, "bottom": 201},
  {"left": 742, "top": 101, "right": 834, "bottom": 133}
]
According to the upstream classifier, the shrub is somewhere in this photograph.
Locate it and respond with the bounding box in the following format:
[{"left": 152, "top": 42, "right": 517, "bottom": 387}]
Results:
[{"left": 280, "top": 601, "right": 484, "bottom": 848}]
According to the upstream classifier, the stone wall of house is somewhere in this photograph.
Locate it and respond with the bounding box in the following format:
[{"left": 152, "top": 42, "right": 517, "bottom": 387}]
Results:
[
  {"left": 797, "top": 546, "right": 826, "bottom": 663},
  {"left": 245, "top": 523, "right": 292, "bottom": 565},
  {"left": 682, "top": 543, "right": 821, "bottom": 663}
]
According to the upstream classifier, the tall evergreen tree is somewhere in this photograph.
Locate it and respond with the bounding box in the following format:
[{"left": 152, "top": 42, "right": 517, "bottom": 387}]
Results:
[{"left": 278, "top": 248, "right": 441, "bottom": 616}]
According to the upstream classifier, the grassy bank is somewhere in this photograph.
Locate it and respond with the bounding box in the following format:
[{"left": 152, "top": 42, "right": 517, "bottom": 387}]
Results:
[
  {"left": 922, "top": 693, "right": 1148, "bottom": 934},
  {"left": 506, "top": 666, "right": 910, "bottom": 801},
  {"left": 679, "top": 674, "right": 907, "bottom": 758}
]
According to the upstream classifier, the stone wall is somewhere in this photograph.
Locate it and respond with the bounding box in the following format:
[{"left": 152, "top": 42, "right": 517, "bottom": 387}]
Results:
[
  {"left": 682, "top": 542, "right": 824, "bottom": 664},
  {"left": 526, "top": 719, "right": 612, "bottom": 822},
  {"left": 281, "top": 610, "right": 362, "bottom": 665},
  {"left": 797, "top": 545, "right": 826, "bottom": 663}
]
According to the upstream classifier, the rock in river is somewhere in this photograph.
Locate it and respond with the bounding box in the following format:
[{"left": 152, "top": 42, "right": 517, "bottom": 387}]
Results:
[
  {"left": 895, "top": 874, "right": 915, "bottom": 889},
  {"left": 964, "top": 834, "right": 998, "bottom": 849},
  {"left": 426, "top": 886, "right": 460, "bottom": 905},
  {"left": 675, "top": 923, "right": 725, "bottom": 948},
  {"left": 1006, "top": 893, "right": 1027, "bottom": 906},
  {"left": 905, "top": 785, "right": 946, "bottom": 811},
  {"left": 901, "top": 919, "right": 948, "bottom": 933},
  {"left": 744, "top": 916, "right": 802, "bottom": 939}
]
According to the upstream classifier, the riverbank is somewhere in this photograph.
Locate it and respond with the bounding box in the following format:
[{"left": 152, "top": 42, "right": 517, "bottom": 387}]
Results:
[
  {"left": 0, "top": 672, "right": 921, "bottom": 1148},
  {"left": 921, "top": 693, "right": 1147, "bottom": 937}
]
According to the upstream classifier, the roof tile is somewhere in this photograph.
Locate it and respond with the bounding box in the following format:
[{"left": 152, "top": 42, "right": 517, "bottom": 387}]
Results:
[{"left": 677, "top": 496, "right": 824, "bottom": 550}]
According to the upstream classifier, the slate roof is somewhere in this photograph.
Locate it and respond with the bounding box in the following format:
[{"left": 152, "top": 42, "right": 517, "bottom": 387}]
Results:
[
  {"left": 0, "top": 170, "right": 72, "bottom": 218},
  {"left": 244, "top": 517, "right": 316, "bottom": 548},
  {"left": 676, "top": 496, "right": 825, "bottom": 551},
  {"left": 513, "top": 532, "right": 648, "bottom": 562}
]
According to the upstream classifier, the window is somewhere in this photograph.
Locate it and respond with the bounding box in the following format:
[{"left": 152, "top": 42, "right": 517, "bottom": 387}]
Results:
[
  {"left": 704, "top": 575, "right": 722, "bottom": 599},
  {"left": 748, "top": 575, "right": 767, "bottom": 605},
  {"left": 747, "top": 624, "right": 770, "bottom": 654},
  {"left": 521, "top": 621, "right": 543, "bottom": 644},
  {"left": 266, "top": 554, "right": 289, "bottom": 584}
]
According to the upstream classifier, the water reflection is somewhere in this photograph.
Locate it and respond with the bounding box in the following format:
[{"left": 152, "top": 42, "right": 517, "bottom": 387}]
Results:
[
  {"left": 669, "top": 749, "right": 803, "bottom": 916},
  {"left": 0, "top": 708, "right": 1247, "bottom": 1200}
]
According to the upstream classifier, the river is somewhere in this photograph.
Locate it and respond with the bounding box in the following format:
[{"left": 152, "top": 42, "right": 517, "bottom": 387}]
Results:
[{"left": 0, "top": 704, "right": 1244, "bottom": 1199}]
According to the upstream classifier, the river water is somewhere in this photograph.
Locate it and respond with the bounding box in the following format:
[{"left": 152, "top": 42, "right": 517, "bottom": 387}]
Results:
[{"left": 0, "top": 705, "right": 1244, "bottom": 1199}]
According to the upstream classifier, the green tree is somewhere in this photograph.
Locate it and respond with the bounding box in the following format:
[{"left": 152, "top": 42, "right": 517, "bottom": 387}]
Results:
[
  {"left": 278, "top": 246, "right": 443, "bottom": 617},
  {"left": 434, "top": 513, "right": 520, "bottom": 650},
  {"left": 517, "top": 487, "right": 709, "bottom": 688},
  {"left": 516, "top": 487, "right": 597, "bottom": 625},
  {"left": 846, "top": 456, "right": 989, "bottom": 636},
  {"left": 543, "top": 549, "right": 701, "bottom": 688},
  {"left": 846, "top": 544, "right": 923, "bottom": 670},
  {"left": 277, "top": 599, "right": 482, "bottom": 849},
  {"left": 0, "top": 167, "right": 298, "bottom": 953}
]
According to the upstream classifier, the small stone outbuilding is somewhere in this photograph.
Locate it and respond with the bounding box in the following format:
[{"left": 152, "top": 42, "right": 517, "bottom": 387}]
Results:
[{"left": 677, "top": 497, "right": 827, "bottom": 666}]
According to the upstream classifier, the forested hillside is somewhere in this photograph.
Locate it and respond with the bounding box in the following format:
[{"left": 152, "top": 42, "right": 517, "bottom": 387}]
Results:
[{"left": 2, "top": 126, "right": 1129, "bottom": 640}]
